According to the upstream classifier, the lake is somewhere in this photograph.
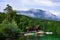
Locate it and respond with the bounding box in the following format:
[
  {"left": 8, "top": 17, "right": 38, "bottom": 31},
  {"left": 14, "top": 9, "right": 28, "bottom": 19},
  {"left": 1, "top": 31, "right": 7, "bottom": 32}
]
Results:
[{"left": 20, "top": 35, "right": 60, "bottom": 40}]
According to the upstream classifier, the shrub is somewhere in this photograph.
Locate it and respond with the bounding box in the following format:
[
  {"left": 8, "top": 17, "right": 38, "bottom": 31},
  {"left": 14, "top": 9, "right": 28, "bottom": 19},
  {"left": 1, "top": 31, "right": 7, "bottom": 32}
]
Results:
[{"left": 0, "top": 20, "right": 21, "bottom": 40}]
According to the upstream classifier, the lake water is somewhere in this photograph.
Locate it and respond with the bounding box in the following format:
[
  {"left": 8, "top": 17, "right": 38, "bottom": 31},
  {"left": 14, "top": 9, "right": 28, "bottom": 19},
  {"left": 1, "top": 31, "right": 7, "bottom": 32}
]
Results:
[{"left": 21, "top": 35, "right": 60, "bottom": 40}]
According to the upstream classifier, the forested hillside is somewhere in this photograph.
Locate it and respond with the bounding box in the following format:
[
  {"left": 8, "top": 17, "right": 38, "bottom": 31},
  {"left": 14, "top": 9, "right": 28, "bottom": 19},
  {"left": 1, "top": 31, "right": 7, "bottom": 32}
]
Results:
[{"left": 0, "top": 12, "right": 60, "bottom": 36}]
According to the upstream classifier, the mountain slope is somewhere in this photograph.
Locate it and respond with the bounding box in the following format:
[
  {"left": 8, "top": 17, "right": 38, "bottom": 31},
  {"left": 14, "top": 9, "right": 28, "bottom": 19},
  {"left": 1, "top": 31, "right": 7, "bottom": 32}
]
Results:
[{"left": 17, "top": 9, "right": 60, "bottom": 21}]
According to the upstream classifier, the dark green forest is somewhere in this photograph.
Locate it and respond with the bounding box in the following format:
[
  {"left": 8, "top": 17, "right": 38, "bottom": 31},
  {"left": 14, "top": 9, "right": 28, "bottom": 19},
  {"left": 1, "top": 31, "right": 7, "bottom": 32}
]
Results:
[{"left": 0, "top": 4, "right": 60, "bottom": 40}]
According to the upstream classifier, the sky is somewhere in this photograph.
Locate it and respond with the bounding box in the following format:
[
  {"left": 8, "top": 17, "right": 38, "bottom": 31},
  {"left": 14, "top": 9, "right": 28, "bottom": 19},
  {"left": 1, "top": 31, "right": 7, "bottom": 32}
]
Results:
[{"left": 0, "top": 0, "right": 60, "bottom": 16}]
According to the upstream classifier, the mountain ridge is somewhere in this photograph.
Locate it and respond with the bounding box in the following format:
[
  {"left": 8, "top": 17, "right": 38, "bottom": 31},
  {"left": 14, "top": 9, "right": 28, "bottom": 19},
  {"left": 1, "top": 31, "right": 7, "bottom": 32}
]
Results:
[{"left": 17, "top": 9, "right": 60, "bottom": 21}]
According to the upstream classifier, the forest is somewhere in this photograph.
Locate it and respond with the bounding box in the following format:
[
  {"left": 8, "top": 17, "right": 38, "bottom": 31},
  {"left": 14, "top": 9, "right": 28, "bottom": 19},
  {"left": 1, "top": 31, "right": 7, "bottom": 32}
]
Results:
[{"left": 0, "top": 4, "right": 60, "bottom": 40}]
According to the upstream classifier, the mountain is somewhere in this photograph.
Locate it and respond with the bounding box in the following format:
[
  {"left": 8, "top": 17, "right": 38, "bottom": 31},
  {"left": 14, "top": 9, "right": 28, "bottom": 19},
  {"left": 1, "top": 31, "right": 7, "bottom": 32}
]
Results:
[{"left": 17, "top": 9, "right": 60, "bottom": 21}]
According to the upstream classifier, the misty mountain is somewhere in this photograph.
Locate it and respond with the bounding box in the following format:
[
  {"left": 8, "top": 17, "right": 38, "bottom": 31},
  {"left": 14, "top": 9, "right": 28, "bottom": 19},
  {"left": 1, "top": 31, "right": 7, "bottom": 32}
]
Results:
[{"left": 17, "top": 9, "right": 60, "bottom": 21}]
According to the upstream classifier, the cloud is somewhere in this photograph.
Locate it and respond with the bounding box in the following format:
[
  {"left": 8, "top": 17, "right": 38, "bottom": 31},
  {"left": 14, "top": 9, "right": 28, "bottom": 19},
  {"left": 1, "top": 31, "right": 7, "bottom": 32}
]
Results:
[
  {"left": 52, "top": 0, "right": 60, "bottom": 2},
  {"left": 32, "top": 0, "right": 60, "bottom": 7},
  {"left": 50, "top": 10, "right": 60, "bottom": 16},
  {"left": 34, "top": 0, "right": 52, "bottom": 6},
  {"left": 0, "top": 0, "right": 60, "bottom": 9}
]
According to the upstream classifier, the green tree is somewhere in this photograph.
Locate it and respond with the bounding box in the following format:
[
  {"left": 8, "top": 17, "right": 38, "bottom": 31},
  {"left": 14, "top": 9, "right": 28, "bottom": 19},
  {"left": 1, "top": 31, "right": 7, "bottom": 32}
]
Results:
[
  {"left": 0, "top": 20, "right": 21, "bottom": 40},
  {"left": 4, "top": 4, "right": 16, "bottom": 23}
]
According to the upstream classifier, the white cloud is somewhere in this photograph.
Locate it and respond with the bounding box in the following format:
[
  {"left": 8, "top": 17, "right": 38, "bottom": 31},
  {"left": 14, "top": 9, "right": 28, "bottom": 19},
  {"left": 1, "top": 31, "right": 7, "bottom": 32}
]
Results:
[
  {"left": 33, "top": 0, "right": 60, "bottom": 7},
  {"left": 50, "top": 10, "right": 60, "bottom": 16},
  {"left": 34, "top": 0, "right": 52, "bottom": 6}
]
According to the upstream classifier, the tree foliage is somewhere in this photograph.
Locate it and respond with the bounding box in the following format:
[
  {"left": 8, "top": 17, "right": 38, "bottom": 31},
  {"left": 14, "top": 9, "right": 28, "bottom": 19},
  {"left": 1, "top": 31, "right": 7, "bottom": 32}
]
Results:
[{"left": 0, "top": 20, "right": 21, "bottom": 40}]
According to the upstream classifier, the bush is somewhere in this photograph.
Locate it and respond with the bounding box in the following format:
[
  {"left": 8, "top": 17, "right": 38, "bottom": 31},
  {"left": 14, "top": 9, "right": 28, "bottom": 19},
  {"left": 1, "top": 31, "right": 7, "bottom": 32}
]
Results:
[{"left": 0, "top": 20, "right": 21, "bottom": 40}]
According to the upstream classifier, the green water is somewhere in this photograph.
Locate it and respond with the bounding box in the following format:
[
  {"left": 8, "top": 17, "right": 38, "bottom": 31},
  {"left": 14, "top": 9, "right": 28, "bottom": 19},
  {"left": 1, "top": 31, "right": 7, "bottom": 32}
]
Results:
[
  {"left": 21, "top": 35, "right": 60, "bottom": 40},
  {"left": 40, "top": 35, "right": 60, "bottom": 40}
]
